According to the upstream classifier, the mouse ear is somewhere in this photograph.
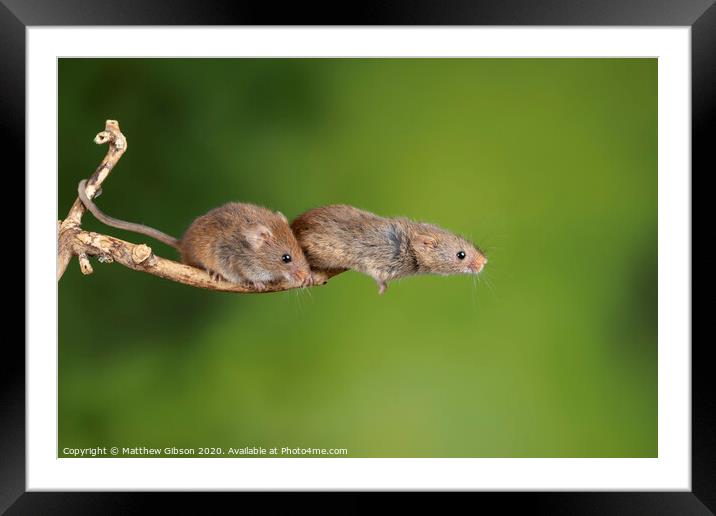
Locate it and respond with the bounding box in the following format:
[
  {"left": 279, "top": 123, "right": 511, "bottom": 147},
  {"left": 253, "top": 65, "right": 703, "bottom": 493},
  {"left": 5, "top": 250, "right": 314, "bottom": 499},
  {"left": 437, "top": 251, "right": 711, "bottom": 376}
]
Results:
[
  {"left": 413, "top": 233, "right": 438, "bottom": 250},
  {"left": 244, "top": 223, "right": 273, "bottom": 250},
  {"left": 276, "top": 211, "right": 288, "bottom": 224}
]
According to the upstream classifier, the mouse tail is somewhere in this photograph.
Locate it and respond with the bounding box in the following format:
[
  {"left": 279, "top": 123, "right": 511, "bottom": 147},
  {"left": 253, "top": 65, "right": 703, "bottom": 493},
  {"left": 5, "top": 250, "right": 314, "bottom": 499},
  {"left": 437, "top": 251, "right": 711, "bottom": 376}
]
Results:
[{"left": 77, "top": 179, "right": 181, "bottom": 250}]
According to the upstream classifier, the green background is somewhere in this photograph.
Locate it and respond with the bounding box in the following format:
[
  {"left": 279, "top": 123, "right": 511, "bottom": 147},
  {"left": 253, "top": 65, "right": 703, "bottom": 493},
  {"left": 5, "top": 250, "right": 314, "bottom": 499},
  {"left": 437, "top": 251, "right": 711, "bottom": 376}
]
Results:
[{"left": 58, "top": 59, "right": 657, "bottom": 457}]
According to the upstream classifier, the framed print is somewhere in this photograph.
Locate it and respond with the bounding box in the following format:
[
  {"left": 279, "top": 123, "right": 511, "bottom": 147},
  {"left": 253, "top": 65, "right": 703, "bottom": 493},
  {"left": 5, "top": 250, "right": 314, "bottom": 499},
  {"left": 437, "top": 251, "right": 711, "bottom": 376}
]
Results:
[{"left": 7, "top": 0, "right": 711, "bottom": 513}]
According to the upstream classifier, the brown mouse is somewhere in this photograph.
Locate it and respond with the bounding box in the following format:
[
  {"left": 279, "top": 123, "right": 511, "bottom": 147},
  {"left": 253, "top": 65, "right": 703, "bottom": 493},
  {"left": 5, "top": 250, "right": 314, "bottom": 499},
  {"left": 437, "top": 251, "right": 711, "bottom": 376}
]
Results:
[
  {"left": 291, "top": 204, "right": 487, "bottom": 294},
  {"left": 78, "top": 180, "right": 311, "bottom": 290}
]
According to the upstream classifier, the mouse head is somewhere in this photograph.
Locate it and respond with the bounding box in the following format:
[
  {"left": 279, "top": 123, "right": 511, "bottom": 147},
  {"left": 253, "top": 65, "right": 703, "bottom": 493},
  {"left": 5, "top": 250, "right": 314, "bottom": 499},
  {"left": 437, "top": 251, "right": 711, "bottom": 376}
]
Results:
[
  {"left": 409, "top": 223, "right": 487, "bottom": 276},
  {"left": 243, "top": 211, "right": 312, "bottom": 286}
]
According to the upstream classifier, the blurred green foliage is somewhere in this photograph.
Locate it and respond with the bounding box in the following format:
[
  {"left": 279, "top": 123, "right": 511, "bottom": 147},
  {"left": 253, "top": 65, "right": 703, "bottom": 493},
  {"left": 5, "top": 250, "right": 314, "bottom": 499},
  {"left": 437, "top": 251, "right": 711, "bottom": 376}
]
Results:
[{"left": 59, "top": 58, "right": 657, "bottom": 457}]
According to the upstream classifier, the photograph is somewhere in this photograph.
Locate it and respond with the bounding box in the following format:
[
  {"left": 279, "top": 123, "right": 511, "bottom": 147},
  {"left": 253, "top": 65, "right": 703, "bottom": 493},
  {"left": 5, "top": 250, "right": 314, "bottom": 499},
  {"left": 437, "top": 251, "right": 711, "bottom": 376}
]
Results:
[
  {"left": 6, "top": 3, "right": 708, "bottom": 509},
  {"left": 57, "top": 57, "right": 657, "bottom": 459}
]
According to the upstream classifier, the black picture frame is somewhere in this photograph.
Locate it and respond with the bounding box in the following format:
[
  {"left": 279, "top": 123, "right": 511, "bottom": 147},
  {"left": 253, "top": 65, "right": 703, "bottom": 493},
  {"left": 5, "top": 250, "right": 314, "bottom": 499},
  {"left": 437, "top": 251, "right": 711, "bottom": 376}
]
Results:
[{"left": 6, "top": 1, "right": 709, "bottom": 513}]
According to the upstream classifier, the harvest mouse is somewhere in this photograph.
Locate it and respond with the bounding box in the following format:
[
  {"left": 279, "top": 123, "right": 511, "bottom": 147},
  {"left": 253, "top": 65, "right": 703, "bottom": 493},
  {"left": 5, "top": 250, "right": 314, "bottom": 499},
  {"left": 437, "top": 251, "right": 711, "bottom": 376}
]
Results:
[
  {"left": 77, "top": 180, "right": 311, "bottom": 290},
  {"left": 291, "top": 204, "right": 487, "bottom": 295}
]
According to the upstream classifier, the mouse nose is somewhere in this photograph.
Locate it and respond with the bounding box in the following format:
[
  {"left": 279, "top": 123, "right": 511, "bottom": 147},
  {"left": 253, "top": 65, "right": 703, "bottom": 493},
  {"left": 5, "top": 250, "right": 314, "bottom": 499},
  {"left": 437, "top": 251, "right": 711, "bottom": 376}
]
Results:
[
  {"left": 292, "top": 269, "right": 309, "bottom": 284},
  {"left": 473, "top": 255, "right": 487, "bottom": 273}
]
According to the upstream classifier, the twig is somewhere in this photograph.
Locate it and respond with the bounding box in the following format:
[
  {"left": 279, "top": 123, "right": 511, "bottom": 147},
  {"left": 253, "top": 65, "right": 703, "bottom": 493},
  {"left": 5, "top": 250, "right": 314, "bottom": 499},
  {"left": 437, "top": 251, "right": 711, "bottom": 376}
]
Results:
[
  {"left": 58, "top": 120, "right": 127, "bottom": 280},
  {"left": 57, "top": 120, "right": 339, "bottom": 293}
]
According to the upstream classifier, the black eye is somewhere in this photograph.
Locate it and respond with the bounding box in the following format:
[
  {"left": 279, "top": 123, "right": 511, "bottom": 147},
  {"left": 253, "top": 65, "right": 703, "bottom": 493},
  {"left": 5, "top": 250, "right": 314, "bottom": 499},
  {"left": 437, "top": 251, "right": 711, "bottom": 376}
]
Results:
[
  {"left": 457, "top": 251, "right": 466, "bottom": 260},
  {"left": 282, "top": 254, "right": 292, "bottom": 263}
]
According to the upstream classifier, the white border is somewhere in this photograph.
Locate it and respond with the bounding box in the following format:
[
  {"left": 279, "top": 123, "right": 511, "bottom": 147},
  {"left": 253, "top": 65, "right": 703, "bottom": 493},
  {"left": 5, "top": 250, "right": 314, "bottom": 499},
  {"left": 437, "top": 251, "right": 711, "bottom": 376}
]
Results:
[{"left": 27, "top": 27, "right": 691, "bottom": 490}]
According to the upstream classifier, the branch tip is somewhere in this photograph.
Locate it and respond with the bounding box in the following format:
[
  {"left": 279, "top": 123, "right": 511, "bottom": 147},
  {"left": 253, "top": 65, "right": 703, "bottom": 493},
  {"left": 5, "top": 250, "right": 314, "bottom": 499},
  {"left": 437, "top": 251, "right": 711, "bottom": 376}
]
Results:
[
  {"left": 94, "top": 132, "right": 110, "bottom": 144},
  {"left": 78, "top": 254, "right": 93, "bottom": 275}
]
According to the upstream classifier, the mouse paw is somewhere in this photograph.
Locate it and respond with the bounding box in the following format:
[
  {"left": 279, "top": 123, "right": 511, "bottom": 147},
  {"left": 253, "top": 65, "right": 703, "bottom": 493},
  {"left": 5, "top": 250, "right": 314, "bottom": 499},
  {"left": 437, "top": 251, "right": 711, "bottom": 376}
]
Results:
[
  {"left": 377, "top": 281, "right": 388, "bottom": 295},
  {"left": 251, "top": 281, "right": 268, "bottom": 292},
  {"left": 208, "top": 270, "right": 226, "bottom": 282},
  {"left": 309, "top": 271, "right": 329, "bottom": 286}
]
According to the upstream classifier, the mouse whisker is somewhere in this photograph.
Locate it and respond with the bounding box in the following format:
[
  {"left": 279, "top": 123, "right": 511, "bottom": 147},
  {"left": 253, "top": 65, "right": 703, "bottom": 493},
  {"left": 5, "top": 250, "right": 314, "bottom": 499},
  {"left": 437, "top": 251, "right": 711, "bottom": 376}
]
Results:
[
  {"left": 482, "top": 274, "right": 497, "bottom": 298},
  {"left": 470, "top": 272, "right": 480, "bottom": 311},
  {"left": 291, "top": 287, "right": 307, "bottom": 312}
]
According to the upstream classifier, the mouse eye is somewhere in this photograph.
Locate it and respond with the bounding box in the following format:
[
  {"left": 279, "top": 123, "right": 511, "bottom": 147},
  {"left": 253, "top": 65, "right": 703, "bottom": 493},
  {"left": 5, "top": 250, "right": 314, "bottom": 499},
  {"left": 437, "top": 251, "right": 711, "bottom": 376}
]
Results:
[
  {"left": 282, "top": 254, "right": 292, "bottom": 264},
  {"left": 456, "top": 251, "right": 466, "bottom": 260}
]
